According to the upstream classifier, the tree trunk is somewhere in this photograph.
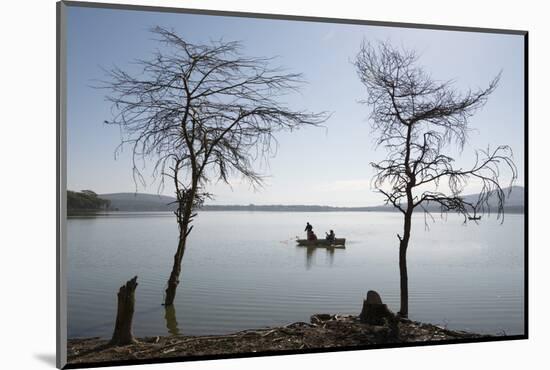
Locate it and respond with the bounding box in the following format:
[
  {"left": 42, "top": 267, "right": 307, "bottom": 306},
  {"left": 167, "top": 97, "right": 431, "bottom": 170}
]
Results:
[
  {"left": 399, "top": 209, "right": 412, "bottom": 317},
  {"left": 163, "top": 171, "right": 198, "bottom": 306},
  {"left": 164, "top": 234, "right": 188, "bottom": 306},
  {"left": 398, "top": 242, "right": 408, "bottom": 317},
  {"left": 110, "top": 276, "right": 138, "bottom": 346},
  {"left": 398, "top": 122, "right": 414, "bottom": 318},
  {"left": 164, "top": 305, "right": 180, "bottom": 335}
]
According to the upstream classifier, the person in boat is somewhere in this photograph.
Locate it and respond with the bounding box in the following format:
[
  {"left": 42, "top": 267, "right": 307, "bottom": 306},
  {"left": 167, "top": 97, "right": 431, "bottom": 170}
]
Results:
[
  {"left": 325, "top": 229, "right": 335, "bottom": 243},
  {"left": 307, "top": 230, "right": 318, "bottom": 241},
  {"left": 304, "top": 222, "right": 317, "bottom": 241}
]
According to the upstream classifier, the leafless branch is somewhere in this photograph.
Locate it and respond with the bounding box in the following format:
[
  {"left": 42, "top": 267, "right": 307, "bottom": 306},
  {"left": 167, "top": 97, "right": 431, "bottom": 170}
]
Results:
[
  {"left": 100, "top": 26, "right": 328, "bottom": 220},
  {"left": 355, "top": 41, "right": 516, "bottom": 223}
]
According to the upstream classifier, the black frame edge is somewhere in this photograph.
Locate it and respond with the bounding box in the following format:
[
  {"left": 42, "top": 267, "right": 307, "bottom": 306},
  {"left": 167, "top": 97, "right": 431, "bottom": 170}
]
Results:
[
  {"left": 523, "top": 32, "right": 529, "bottom": 338},
  {"left": 60, "top": 0, "right": 527, "bottom": 35},
  {"left": 57, "top": 1, "right": 68, "bottom": 368}
]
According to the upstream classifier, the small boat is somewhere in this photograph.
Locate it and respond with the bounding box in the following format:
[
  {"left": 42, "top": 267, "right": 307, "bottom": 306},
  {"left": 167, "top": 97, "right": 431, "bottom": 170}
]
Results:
[
  {"left": 468, "top": 216, "right": 481, "bottom": 221},
  {"left": 296, "top": 238, "right": 346, "bottom": 247}
]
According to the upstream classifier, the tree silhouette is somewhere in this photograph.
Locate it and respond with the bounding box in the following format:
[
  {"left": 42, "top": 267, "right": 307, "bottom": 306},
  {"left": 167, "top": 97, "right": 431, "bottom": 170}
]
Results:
[
  {"left": 355, "top": 41, "right": 517, "bottom": 317},
  {"left": 102, "top": 27, "right": 327, "bottom": 306}
]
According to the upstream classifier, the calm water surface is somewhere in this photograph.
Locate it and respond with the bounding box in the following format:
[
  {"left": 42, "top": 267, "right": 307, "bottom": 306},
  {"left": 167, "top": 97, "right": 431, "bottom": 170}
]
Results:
[{"left": 67, "top": 211, "right": 524, "bottom": 338}]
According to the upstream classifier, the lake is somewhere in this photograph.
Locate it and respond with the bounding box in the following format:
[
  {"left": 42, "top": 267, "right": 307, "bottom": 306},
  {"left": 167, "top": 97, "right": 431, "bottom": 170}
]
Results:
[{"left": 67, "top": 211, "right": 524, "bottom": 339}]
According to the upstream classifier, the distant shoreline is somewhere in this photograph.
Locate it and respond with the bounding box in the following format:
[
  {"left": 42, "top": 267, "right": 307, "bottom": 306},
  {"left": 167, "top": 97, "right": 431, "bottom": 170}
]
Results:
[
  {"left": 88, "top": 186, "right": 525, "bottom": 213},
  {"left": 200, "top": 205, "right": 524, "bottom": 213},
  {"left": 69, "top": 204, "right": 524, "bottom": 212},
  {"left": 67, "top": 207, "right": 524, "bottom": 217}
]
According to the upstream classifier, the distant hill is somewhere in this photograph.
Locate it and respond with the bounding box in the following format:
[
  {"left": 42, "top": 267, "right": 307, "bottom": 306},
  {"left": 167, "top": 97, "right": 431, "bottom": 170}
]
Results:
[
  {"left": 100, "top": 192, "right": 391, "bottom": 212},
  {"left": 461, "top": 185, "right": 524, "bottom": 208},
  {"left": 68, "top": 190, "right": 111, "bottom": 212},
  {"left": 100, "top": 193, "right": 177, "bottom": 212},
  {"left": 99, "top": 186, "right": 524, "bottom": 213},
  {"left": 417, "top": 185, "right": 524, "bottom": 214}
]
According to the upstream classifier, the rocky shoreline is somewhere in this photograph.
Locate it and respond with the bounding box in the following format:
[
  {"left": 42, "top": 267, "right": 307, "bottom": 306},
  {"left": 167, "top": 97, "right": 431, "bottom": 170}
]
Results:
[{"left": 67, "top": 314, "right": 490, "bottom": 365}]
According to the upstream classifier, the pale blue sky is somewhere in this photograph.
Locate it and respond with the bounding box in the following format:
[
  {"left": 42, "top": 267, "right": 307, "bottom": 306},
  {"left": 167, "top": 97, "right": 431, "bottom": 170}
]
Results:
[{"left": 66, "top": 6, "right": 524, "bottom": 206}]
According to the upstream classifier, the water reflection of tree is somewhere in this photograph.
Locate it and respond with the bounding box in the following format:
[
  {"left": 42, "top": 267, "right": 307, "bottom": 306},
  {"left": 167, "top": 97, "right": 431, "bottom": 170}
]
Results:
[{"left": 164, "top": 305, "right": 181, "bottom": 336}]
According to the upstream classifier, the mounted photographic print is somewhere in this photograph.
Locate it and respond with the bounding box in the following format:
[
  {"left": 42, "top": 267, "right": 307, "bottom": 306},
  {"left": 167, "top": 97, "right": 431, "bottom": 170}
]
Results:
[{"left": 57, "top": 1, "right": 528, "bottom": 368}]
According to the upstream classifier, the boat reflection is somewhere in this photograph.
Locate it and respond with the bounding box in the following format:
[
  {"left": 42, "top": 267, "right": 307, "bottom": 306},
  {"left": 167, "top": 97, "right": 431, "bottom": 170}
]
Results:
[
  {"left": 300, "top": 245, "right": 341, "bottom": 269},
  {"left": 326, "top": 247, "right": 335, "bottom": 266}
]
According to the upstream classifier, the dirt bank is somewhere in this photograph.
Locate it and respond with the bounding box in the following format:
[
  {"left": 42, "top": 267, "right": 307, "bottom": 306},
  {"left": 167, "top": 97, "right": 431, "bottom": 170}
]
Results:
[{"left": 67, "top": 314, "right": 490, "bottom": 365}]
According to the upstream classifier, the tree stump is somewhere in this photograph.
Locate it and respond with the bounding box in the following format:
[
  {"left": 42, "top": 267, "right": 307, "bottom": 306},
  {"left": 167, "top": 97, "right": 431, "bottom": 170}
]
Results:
[
  {"left": 359, "top": 290, "right": 394, "bottom": 325},
  {"left": 110, "top": 276, "right": 138, "bottom": 346}
]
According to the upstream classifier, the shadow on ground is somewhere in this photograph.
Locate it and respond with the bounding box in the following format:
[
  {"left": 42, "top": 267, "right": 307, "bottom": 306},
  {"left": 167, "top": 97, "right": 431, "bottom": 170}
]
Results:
[{"left": 34, "top": 353, "right": 56, "bottom": 367}]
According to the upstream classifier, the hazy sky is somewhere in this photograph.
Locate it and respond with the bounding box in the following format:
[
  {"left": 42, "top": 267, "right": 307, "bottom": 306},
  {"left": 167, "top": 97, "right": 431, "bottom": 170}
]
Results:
[{"left": 66, "top": 6, "right": 525, "bottom": 206}]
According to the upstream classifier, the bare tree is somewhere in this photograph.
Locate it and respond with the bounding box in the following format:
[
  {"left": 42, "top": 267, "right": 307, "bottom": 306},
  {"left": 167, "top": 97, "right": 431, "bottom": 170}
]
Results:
[
  {"left": 102, "top": 27, "right": 327, "bottom": 306},
  {"left": 355, "top": 41, "right": 517, "bottom": 317}
]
